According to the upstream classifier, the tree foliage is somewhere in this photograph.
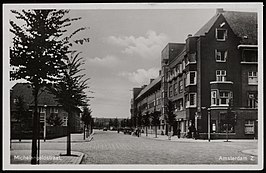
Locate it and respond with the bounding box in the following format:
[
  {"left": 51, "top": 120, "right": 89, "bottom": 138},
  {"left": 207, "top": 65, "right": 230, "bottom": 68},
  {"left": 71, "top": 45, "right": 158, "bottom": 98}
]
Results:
[
  {"left": 165, "top": 100, "right": 175, "bottom": 126},
  {"left": 10, "top": 9, "right": 86, "bottom": 86},
  {"left": 49, "top": 51, "right": 91, "bottom": 113},
  {"left": 47, "top": 113, "right": 64, "bottom": 126},
  {"left": 81, "top": 106, "right": 92, "bottom": 127},
  {"left": 151, "top": 111, "right": 160, "bottom": 126},
  {"left": 143, "top": 111, "right": 151, "bottom": 127}
]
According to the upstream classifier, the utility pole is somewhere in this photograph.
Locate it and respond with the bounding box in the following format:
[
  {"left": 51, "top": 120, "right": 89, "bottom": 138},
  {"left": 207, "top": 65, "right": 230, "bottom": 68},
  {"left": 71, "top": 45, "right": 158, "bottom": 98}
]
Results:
[{"left": 208, "top": 109, "right": 211, "bottom": 142}]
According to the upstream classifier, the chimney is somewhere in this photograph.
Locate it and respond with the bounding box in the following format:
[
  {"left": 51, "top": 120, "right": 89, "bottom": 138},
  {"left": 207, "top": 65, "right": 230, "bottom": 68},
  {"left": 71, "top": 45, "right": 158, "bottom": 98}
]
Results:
[
  {"left": 150, "top": 79, "right": 154, "bottom": 83},
  {"left": 216, "top": 8, "right": 224, "bottom": 14}
]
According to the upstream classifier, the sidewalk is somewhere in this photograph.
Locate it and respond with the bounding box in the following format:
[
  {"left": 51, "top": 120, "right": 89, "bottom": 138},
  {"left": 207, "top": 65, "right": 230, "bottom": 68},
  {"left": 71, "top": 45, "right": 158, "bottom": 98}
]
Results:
[
  {"left": 12, "top": 132, "right": 94, "bottom": 143},
  {"left": 10, "top": 132, "right": 94, "bottom": 164},
  {"left": 138, "top": 133, "right": 258, "bottom": 156},
  {"left": 138, "top": 133, "right": 258, "bottom": 143}
]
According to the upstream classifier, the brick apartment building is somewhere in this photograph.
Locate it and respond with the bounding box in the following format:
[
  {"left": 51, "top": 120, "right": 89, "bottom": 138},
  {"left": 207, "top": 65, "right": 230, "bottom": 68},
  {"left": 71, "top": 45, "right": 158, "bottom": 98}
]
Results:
[
  {"left": 131, "top": 9, "right": 258, "bottom": 139},
  {"left": 10, "top": 83, "right": 83, "bottom": 139}
]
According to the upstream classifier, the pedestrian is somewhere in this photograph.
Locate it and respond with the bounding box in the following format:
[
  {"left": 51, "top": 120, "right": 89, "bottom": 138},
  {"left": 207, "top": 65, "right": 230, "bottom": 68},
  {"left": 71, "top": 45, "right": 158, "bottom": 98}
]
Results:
[
  {"left": 137, "top": 128, "right": 140, "bottom": 137},
  {"left": 177, "top": 128, "right": 181, "bottom": 139}
]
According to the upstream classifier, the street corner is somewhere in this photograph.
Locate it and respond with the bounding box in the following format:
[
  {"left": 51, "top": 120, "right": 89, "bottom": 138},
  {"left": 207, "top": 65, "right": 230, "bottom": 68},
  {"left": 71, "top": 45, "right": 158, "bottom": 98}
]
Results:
[{"left": 10, "top": 150, "right": 85, "bottom": 164}]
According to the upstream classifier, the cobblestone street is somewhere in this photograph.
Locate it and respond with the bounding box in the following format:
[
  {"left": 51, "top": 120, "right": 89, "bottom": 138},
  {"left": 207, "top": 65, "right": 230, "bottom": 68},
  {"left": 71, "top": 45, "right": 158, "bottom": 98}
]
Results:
[
  {"left": 79, "top": 130, "right": 258, "bottom": 164},
  {"left": 10, "top": 130, "right": 258, "bottom": 165}
]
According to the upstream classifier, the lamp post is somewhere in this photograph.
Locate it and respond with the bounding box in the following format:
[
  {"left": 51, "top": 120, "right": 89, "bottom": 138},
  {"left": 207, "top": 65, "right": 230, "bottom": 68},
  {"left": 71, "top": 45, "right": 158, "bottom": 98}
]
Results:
[
  {"left": 207, "top": 108, "right": 211, "bottom": 142},
  {"left": 43, "top": 105, "right": 47, "bottom": 142}
]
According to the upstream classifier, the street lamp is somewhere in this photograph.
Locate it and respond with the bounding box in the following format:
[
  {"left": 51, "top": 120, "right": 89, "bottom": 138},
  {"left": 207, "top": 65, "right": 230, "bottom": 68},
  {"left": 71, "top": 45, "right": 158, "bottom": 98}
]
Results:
[
  {"left": 44, "top": 105, "right": 47, "bottom": 142},
  {"left": 207, "top": 108, "right": 211, "bottom": 142}
]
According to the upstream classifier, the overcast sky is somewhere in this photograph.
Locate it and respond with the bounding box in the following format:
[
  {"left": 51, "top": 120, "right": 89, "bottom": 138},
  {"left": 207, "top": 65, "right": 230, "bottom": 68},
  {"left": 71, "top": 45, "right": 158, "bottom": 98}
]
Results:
[{"left": 7, "top": 3, "right": 261, "bottom": 119}]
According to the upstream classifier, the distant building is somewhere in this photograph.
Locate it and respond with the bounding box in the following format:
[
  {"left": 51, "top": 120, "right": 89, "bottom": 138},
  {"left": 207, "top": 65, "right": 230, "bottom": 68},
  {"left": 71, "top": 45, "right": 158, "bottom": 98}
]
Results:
[
  {"left": 131, "top": 9, "right": 258, "bottom": 139},
  {"left": 10, "top": 83, "right": 82, "bottom": 139}
]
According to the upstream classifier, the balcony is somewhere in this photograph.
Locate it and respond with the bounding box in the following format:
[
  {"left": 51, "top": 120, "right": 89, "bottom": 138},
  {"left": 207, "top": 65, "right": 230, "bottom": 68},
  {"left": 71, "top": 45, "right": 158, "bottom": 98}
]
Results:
[{"left": 210, "top": 81, "right": 233, "bottom": 90}]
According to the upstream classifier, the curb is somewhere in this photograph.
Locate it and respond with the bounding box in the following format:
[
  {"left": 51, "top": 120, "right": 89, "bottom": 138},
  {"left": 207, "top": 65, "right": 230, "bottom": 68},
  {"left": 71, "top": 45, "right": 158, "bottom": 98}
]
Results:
[{"left": 76, "top": 152, "right": 85, "bottom": 164}]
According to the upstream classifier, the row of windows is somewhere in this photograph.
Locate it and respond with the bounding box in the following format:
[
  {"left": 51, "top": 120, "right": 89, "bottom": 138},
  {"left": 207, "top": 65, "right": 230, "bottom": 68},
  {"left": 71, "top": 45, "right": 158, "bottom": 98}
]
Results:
[
  {"left": 214, "top": 70, "right": 257, "bottom": 84},
  {"left": 211, "top": 90, "right": 233, "bottom": 106},
  {"left": 168, "top": 71, "right": 197, "bottom": 97},
  {"left": 211, "top": 118, "right": 255, "bottom": 134}
]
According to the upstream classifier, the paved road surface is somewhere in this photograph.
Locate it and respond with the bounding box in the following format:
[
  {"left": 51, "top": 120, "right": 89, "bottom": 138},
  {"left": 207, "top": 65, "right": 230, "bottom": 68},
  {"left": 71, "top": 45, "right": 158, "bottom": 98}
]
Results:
[
  {"left": 11, "top": 130, "right": 258, "bottom": 164},
  {"left": 79, "top": 130, "right": 258, "bottom": 164}
]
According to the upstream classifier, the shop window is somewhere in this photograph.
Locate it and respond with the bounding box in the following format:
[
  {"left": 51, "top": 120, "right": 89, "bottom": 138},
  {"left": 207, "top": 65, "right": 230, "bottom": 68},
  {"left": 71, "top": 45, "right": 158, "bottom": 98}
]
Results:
[{"left": 245, "top": 120, "right": 255, "bottom": 134}]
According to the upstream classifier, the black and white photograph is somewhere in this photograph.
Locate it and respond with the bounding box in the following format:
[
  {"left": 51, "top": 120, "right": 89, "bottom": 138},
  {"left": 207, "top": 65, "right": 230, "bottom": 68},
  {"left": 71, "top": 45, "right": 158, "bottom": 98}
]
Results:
[{"left": 2, "top": 2, "right": 263, "bottom": 171}]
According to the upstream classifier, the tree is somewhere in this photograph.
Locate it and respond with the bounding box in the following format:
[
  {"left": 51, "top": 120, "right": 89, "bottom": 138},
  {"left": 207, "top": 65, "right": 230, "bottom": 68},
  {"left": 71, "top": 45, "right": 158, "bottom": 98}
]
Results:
[
  {"left": 13, "top": 96, "right": 29, "bottom": 142},
  {"left": 46, "top": 113, "right": 64, "bottom": 126},
  {"left": 81, "top": 106, "right": 92, "bottom": 139},
  {"left": 225, "top": 99, "right": 236, "bottom": 142},
  {"left": 49, "top": 51, "right": 91, "bottom": 156},
  {"left": 109, "top": 119, "right": 113, "bottom": 129},
  {"left": 151, "top": 111, "right": 161, "bottom": 138},
  {"left": 165, "top": 100, "right": 175, "bottom": 138},
  {"left": 137, "top": 111, "right": 142, "bottom": 128},
  {"left": 143, "top": 111, "right": 150, "bottom": 136},
  {"left": 114, "top": 118, "right": 119, "bottom": 130},
  {"left": 10, "top": 9, "right": 87, "bottom": 164}
]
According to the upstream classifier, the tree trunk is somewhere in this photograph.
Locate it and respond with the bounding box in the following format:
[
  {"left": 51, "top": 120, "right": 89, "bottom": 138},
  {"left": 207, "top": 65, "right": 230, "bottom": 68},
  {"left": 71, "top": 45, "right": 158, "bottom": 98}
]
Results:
[
  {"left": 226, "top": 123, "right": 229, "bottom": 142},
  {"left": 83, "top": 124, "right": 85, "bottom": 140},
  {"left": 155, "top": 125, "right": 157, "bottom": 138},
  {"left": 66, "top": 112, "right": 71, "bottom": 156},
  {"left": 31, "top": 87, "right": 39, "bottom": 165},
  {"left": 146, "top": 126, "right": 148, "bottom": 136},
  {"left": 19, "top": 119, "right": 22, "bottom": 142}
]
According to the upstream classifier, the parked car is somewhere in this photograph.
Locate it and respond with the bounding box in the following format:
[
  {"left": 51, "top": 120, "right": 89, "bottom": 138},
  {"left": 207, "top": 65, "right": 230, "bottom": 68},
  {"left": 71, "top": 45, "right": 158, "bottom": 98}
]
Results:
[
  {"left": 103, "top": 127, "right": 107, "bottom": 131},
  {"left": 123, "top": 127, "right": 132, "bottom": 135}
]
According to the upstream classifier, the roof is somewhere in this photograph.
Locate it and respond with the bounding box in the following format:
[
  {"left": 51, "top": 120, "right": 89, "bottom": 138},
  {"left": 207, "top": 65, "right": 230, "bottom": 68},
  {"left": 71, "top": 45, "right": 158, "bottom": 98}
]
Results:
[
  {"left": 10, "top": 83, "right": 59, "bottom": 110},
  {"left": 223, "top": 11, "right": 257, "bottom": 45},
  {"left": 194, "top": 10, "right": 257, "bottom": 45},
  {"left": 135, "top": 76, "right": 161, "bottom": 100}
]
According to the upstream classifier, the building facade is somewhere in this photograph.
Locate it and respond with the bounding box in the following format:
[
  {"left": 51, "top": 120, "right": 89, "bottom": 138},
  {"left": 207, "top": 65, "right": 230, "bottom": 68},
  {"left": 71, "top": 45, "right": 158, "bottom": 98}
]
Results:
[
  {"left": 10, "top": 83, "right": 83, "bottom": 139},
  {"left": 130, "top": 9, "right": 258, "bottom": 139}
]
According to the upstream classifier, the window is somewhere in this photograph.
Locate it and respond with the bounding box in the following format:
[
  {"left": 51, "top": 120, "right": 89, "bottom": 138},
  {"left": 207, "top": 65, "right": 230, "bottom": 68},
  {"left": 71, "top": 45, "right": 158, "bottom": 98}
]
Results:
[
  {"left": 63, "top": 116, "right": 68, "bottom": 126},
  {"left": 169, "top": 86, "right": 173, "bottom": 97},
  {"left": 39, "top": 107, "right": 45, "bottom": 113},
  {"left": 248, "top": 93, "right": 258, "bottom": 108},
  {"left": 242, "top": 49, "right": 258, "bottom": 62},
  {"left": 248, "top": 71, "right": 258, "bottom": 85},
  {"left": 185, "top": 93, "right": 197, "bottom": 108},
  {"left": 179, "top": 80, "right": 183, "bottom": 93},
  {"left": 174, "top": 84, "right": 178, "bottom": 96},
  {"left": 51, "top": 107, "right": 58, "bottom": 113},
  {"left": 182, "top": 60, "right": 186, "bottom": 70},
  {"left": 215, "top": 49, "right": 227, "bottom": 62},
  {"left": 189, "top": 93, "right": 196, "bottom": 107},
  {"left": 176, "top": 98, "right": 184, "bottom": 111},
  {"left": 245, "top": 120, "right": 255, "bottom": 134},
  {"left": 186, "top": 71, "right": 197, "bottom": 86},
  {"left": 211, "top": 90, "right": 217, "bottom": 105},
  {"left": 216, "top": 70, "right": 226, "bottom": 82},
  {"left": 220, "top": 91, "right": 230, "bottom": 105},
  {"left": 216, "top": 28, "right": 227, "bottom": 41}
]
